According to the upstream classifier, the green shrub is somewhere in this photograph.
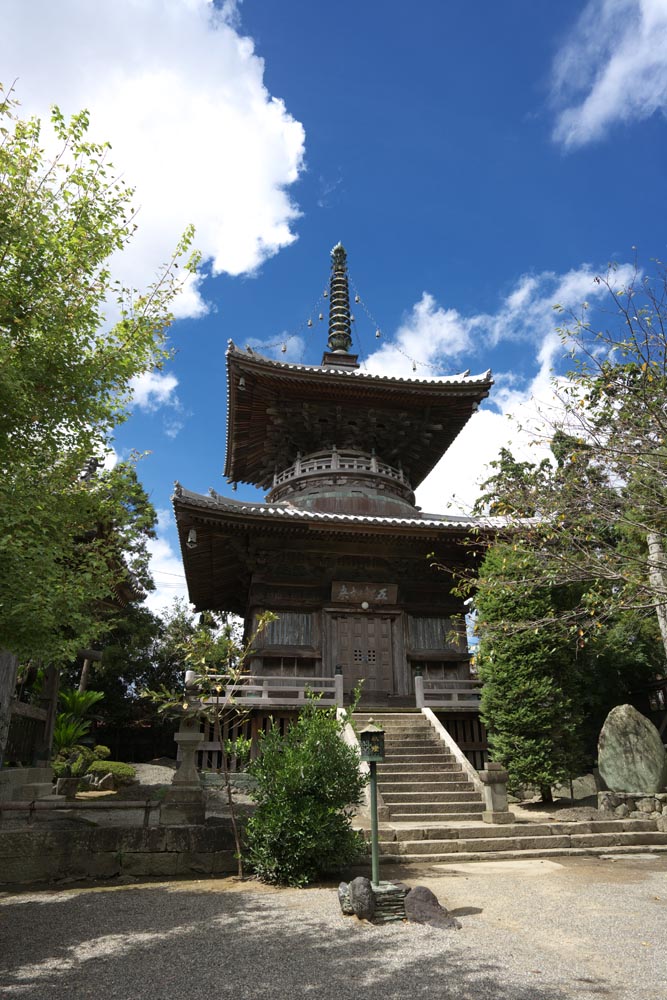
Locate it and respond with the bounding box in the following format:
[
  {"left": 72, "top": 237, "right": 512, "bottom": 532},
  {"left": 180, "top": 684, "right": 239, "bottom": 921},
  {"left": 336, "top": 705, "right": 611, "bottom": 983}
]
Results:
[
  {"left": 52, "top": 743, "right": 114, "bottom": 778},
  {"left": 87, "top": 760, "right": 137, "bottom": 785},
  {"left": 245, "top": 701, "right": 367, "bottom": 886},
  {"left": 52, "top": 744, "right": 97, "bottom": 778},
  {"left": 224, "top": 735, "right": 252, "bottom": 770},
  {"left": 53, "top": 715, "right": 92, "bottom": 752},
  {"left": 58, "top": 688, "right": 104, "bottom": 717}
]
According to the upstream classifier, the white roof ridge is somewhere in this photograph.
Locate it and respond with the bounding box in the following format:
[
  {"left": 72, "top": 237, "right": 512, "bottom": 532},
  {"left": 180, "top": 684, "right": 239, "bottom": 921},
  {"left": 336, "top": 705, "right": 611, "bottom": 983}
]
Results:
[
  {"left": 226, "top": 340, "right": 492, "bottom": 386},
  {"left": 175, "top": 486, "right": 506, "bottom": 528}
]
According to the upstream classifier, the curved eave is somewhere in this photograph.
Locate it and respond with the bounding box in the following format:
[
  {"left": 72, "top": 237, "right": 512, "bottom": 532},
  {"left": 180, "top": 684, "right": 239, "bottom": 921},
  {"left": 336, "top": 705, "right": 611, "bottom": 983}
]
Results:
[
  {"left": 173, "top": 485, "right": 502, "bottom": 614},
  {"left": 223, "top": 341, "right": 494, "bottom": 490},
  {"left": 226, "top": 340, "right": 493, "bottom": 388},
  {"left": 174, "top": 485, "right": 503, "bottom": 534}
]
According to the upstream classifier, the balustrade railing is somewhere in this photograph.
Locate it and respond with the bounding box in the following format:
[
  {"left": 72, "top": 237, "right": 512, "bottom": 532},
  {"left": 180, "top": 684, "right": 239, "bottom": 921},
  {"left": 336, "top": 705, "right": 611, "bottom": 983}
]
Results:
[
  {"left": 414, "top": 676, "right": 482, "bottom": 711},
  {"left": 189, "top": 673, "right": 344, "bottom": 709},
  {"left": 272, "top": 450, "right": 407, "bottom": 488}
]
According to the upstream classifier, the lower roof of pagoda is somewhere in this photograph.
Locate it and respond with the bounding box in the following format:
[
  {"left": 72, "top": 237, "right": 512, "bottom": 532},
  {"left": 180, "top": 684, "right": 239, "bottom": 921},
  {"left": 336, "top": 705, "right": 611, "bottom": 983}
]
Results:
[
  {"left": 224, "top": 342, "right": 493, "bottom": 491},
  {"left": 174, "top": 485, "right": 503, "bottom": 533},
  {"left": 173, "top": 484, "right": 503, "bottom": 613}
]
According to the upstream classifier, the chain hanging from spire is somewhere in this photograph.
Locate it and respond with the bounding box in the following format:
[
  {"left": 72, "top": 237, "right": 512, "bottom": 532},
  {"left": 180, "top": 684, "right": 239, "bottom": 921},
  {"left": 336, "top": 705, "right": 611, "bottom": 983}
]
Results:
[{"left": 327, "top": 242, "right": 352, "bottom": 353}]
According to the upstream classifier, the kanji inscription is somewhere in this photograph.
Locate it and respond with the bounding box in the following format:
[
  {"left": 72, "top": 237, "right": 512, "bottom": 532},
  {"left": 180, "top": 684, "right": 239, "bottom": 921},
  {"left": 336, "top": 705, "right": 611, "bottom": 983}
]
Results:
[{"left": 331, "top": 582, "right": 397, "bottom": 604}]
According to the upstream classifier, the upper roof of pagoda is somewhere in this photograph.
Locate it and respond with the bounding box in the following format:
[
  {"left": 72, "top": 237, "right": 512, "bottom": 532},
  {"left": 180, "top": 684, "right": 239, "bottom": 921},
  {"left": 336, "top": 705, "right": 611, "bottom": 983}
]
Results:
[
  {"left": 224, "top": 341, "right": 493, "bottom": 491},
  {"left": 223, "top": 242, "right": 493, "bottom": 491}
]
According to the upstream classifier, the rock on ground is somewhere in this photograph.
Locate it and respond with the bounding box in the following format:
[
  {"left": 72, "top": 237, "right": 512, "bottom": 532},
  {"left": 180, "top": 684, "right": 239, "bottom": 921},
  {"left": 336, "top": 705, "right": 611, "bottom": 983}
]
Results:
[
  {"left": 598, "top": 704, "right": 667, "bottom": 793},
  {"left": 404, "top": 885, "right": 461, "bottom": 930},
  {"left": 348, "top": 877, "right": 375, "bottom": 920}
]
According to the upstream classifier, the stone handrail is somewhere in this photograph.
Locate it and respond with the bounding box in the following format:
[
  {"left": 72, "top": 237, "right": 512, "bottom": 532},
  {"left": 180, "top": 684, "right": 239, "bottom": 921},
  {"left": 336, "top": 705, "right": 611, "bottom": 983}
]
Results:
[
  {"left": 420, "top": 707, "right": 485, "bottom": 794},
  {"left": 414, "top": 675, "right": 482, "bottom": 710}
]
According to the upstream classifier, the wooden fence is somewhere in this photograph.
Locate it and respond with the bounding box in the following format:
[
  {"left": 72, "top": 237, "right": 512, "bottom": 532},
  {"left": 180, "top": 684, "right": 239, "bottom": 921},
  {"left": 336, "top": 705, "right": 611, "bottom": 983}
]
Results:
[
  {"left": 434, "top": 712, "right": 488, "bottom": 770},
  {"left": 193, "top": 710, "right": 300, "bottom": 772},
  {"left": 3, "top": 665, "right": 59, "bottom": 766}
]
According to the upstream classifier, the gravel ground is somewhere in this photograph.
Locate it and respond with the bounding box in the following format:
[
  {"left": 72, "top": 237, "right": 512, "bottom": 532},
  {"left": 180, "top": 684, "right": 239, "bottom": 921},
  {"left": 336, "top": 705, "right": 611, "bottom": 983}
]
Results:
[{"left": 1, "top": 855, "right": 667, "bottom": 999}]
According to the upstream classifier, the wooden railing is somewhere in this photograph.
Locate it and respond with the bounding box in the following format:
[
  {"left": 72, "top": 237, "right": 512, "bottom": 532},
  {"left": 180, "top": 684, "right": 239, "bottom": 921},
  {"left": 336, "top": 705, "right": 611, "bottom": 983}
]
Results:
[
  {"left": 272, "top": 449, "right": 408, "bottom": 488},
  {"left": 414, "top": 675, "right": 482, "bottom": 711},
  {"left": 188, "top": 673, "right": 344, "bottom": 709}
]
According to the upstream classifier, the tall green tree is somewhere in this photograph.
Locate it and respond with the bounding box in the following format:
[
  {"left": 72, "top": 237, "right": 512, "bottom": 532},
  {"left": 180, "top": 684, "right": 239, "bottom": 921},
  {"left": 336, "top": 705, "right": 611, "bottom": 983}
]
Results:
[
  {"left": 0, "top": 88, "right": 195, "bottom": 661},
  {"left": 469, "top": 439, "right": 660, "bottom": 789},
  {"left": 0, "top": 86, "right": 196, "bottom": 762},
  {"left": 470, "top": 263, "right": 667, "bottom": 655},
  {"left": 474, "top": 542, "right": 585, "bottom": 801}
]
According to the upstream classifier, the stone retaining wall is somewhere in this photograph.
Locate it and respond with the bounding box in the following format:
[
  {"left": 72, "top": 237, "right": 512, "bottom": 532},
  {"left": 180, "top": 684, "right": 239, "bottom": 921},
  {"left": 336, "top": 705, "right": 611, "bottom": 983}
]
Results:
[
  {"left": 0, "top": 822, "right": 238, "bottom": 886},
  {"left": 598, "top": 791, "right": 667, "bottom": 830}
]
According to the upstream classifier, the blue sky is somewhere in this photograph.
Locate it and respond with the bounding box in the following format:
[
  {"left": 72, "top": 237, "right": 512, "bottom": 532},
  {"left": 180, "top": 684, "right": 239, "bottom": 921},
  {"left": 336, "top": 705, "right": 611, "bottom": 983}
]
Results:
[{"left": 4, "top": 0, "right": 667, "bottom": 611}]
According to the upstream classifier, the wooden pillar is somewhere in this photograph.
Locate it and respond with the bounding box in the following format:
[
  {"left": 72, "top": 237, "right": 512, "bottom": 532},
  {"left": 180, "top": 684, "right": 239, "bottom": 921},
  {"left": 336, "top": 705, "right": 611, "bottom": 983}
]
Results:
[
  {"left": 0, "top": 650, "right": 19, "bottom": 769},
  {"left": 37, "top": 664, "right": 60, "bottom": 765}
]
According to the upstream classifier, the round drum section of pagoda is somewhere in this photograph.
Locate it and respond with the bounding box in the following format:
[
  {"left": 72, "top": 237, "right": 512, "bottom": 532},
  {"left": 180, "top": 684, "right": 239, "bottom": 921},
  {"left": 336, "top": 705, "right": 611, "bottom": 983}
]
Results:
[{"left": 267, "top": 448, "right": 417, "bottom": 515}]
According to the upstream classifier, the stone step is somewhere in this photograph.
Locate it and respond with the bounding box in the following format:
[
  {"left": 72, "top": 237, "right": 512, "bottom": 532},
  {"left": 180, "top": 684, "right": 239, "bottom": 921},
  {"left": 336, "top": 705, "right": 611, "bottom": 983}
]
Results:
[
  {"left": 355, "top": 725, "right": 429, "bottom": 733},
  {"left": 378, "top": 764, "right": 470, "bottom": 782},
  {"left": 386, "top": 819, "right": 660, "bottom": 842},
  {"left": 378, "top": 771, "right": 474, "bottom": 792},
  {"left": 380, "top": 736, "right": 435, "bottom": 743},
  {"left": 384, "top": 733, "right": 442, "bottom": 747},
  {"left": 380, "top": 830, "right": 667, "bottom": 857},
  {"left": 354, "top": 713, "right": 422, "bottom": 720},
  {"left": 376, "top": 719, "right": 433, "bottom": 734},
  {"left": 382, "top": 790, "right": 482, "bottom": 803},
  {"left": 389, "top": 810, "right": 486, "bottom": 822},
  {"left": 379, "top": 780, "right": 475, "bottom": 795},
  {"left": 381, "top": 753, "right": 454, "bottom": 764},
  {"left": 383, "top": 730, "right": 438, "bottom": 737},
  {"left": 376, "top": 844, "right": 667, "bottom": 864},
  {"left": 377, "top": 763, "right": 462, "bottom": 775},
  {"left": 386, "top": 801, "right": 486, "bottom": 815}
]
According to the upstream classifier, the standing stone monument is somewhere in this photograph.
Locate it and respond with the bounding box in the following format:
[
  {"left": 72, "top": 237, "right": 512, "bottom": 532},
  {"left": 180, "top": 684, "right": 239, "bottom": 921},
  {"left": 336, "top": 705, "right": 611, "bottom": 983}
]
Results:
[
  {"left": 598, "top": 704, "right": 667, "bottom": 793},
  {"left": 161, "top": 712, "right": 206, "bottom": 825}
]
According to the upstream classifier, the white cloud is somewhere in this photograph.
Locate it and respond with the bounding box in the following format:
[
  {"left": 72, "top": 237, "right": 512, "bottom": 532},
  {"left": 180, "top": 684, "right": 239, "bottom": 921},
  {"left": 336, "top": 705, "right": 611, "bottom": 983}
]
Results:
[
  {"left": 364, "top": 293, "right": 473, "bottom": 378},
  {"left": 362, "top": 264, "right": 638, "bottom": 385},
  {"left": 395, "top": 262, "right": 636, "bottom": 514},
  {"left": 551, "top": 0, "right": 667, "bottom": 148},
  {"left": 129, "top": 372, "right": 179, "bottom": 411},
  {"left": 3, "top": 0, "right": 306, "bottom": 316},
  {"left": 416, "top": 374, "right": 559, "bottom": 516},
  {"left": 144, "top": 509, "right": 190, "bottom": 615},
  {"left": 101, "top": 446, "right": 119, "bottom": 472}
]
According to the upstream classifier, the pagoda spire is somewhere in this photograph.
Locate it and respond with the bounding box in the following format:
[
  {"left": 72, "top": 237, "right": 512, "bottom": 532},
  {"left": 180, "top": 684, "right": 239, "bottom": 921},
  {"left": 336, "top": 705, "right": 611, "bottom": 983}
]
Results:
[{"left": 327, "top": 242, "right": 352, "bottom": 354}]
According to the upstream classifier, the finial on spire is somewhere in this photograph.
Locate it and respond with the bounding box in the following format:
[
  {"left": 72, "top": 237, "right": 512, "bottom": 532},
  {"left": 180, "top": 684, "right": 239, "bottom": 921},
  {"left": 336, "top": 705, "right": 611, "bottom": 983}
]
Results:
[{"left": 327, "top": 242, "right": 352, "bottom": 354}]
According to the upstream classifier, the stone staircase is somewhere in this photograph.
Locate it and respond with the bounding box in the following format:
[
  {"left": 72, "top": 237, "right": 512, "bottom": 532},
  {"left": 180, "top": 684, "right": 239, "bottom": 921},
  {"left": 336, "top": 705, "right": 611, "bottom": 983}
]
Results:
[
  {"left": 353, "top": 710, "right": 667, "bottom": 863},
  {"left": 355, "top": 710, "right": 485, "bottom": 822}
]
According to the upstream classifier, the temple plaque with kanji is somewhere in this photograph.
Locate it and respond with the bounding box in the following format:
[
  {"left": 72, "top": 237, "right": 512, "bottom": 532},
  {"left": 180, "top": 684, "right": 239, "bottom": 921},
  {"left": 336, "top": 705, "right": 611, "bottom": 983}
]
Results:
[{"left": 331, "top": 582, "right": 397, "bottom": 604}]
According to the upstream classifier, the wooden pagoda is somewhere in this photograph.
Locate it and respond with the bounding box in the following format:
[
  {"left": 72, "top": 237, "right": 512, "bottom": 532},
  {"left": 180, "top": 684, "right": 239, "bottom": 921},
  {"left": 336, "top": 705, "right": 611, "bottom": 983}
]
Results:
[{"left": 174, "top": 244, "right": 497, "bottom": 721}]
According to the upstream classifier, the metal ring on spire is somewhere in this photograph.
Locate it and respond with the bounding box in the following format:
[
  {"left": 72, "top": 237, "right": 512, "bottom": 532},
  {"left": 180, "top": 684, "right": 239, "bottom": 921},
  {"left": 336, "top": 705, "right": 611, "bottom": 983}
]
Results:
[{"left": 327, "top": 242, "right": 353, "bottom": 354}]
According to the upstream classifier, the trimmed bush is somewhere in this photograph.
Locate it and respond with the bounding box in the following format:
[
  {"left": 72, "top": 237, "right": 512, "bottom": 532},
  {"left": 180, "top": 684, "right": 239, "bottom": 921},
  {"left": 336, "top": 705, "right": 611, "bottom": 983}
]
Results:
[
  {"left": 92, "top": 745, "right": 111, "bottom": 760},
  {"left": 52, "top": 745, "right": 96, "bottom": 778},
  {"left": 87, "top": 760, "right": 137, "bottom": 785},
  {"left": 245, "top": 702, "right": 367, "bottom": 886}
]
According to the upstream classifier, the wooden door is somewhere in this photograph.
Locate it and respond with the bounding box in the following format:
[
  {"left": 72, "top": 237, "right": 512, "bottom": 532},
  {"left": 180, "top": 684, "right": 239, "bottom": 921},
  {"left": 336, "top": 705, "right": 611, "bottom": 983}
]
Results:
[{"left": 331, "top": 614, "right": 394, "bottom": 703}]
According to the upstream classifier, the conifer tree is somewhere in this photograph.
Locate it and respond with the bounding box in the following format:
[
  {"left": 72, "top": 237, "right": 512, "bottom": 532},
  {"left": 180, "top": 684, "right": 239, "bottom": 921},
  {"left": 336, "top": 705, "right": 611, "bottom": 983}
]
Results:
[{"left": 474, "top": 543, "right": 585, "bottom": 802}]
